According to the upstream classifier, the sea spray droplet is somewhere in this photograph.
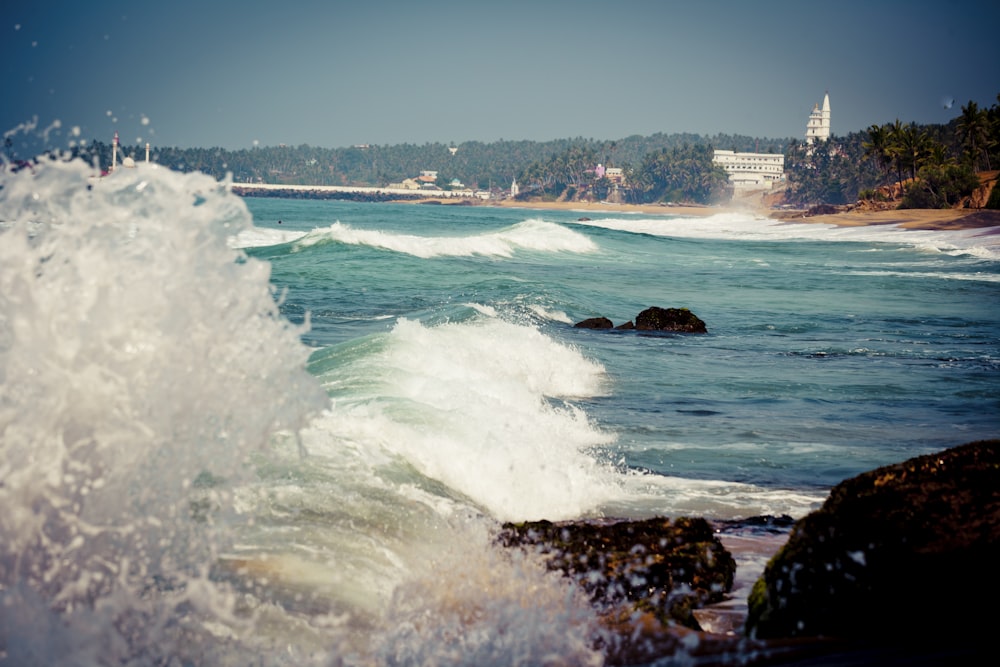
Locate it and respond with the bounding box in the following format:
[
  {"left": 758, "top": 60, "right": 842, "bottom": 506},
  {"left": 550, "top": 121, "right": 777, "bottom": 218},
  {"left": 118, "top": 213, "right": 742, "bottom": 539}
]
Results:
[{"left": 0, "top": 157, "right": 328, "bottom": 663}]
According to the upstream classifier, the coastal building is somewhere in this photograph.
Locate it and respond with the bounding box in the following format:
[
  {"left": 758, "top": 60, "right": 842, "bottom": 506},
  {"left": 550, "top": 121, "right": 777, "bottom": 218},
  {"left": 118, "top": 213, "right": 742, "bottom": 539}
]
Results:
[
  {"left": 806, "top": 92, "right": 831, "bottom": 144},
  {"left": 711, "top": 150, "right": 785, "bottom": 191},
  {"left": 593, "top": 163, "right": 625, "bottom": 186},
  {"left": 510, "top": 178, "right": 519, "bottom": 198},
  {"left": 390, "top": 178, "right": 422, "bottom": 190}
]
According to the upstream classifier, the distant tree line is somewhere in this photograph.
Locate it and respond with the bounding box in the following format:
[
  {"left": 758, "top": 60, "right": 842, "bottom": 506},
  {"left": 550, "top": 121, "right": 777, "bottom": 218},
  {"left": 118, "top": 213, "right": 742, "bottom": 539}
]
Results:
[
  {"left": 11, "top": 93, "right": 998, "bottom": 209},
  {"left": 38, "top": 131, "right": 787, "bottom": 207}
]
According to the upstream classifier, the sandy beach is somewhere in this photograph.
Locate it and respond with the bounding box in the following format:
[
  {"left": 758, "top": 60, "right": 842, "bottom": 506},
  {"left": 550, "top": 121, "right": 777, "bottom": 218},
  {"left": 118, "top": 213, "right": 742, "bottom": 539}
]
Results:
[
  {"left": 782, "top": 207, "right": 1000, "bottom": 231},
  {"left": 413, "top": 197, "right": 1000, "bottom": 232}
]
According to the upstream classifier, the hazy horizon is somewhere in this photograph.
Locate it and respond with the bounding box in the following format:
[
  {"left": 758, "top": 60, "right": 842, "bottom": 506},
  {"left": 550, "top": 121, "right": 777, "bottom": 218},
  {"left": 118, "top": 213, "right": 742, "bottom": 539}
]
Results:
[{"left": 3, "top": 1, "right": 997, "bottom": 152}]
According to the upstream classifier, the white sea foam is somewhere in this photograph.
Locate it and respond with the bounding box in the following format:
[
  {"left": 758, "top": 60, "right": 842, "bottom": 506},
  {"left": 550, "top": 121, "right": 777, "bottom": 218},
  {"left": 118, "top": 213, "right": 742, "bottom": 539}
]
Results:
[
  {"left": 288, "top": 218, "right": 598, "bottom": 258},
  {"left": 529, "top": 303, "right": 574, "bottom": 323},
  {"left": 308, "top": 314, "right": 624, "bottom": 522},
  {"left": 0, "top": 159, "right": 331, "bottom": 664},
  {"left": 573, "top": 211, "right": 1000, "bottom": 259},
  {"left": 602, "top": 473, "right": 825, "bottom": 521},
  {"left": 850, "top": 269, "right": 1000, "bottom": 283},
  {"left": 229, "top": 224, "right": 308, "bottom": 248}
]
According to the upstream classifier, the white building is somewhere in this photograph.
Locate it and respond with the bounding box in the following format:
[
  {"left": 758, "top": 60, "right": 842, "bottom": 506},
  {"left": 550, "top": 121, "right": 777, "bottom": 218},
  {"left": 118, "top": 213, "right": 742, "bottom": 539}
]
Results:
[
  {"left": 712, "top": 150, "right": 785, "bottom": 191},
  {"left": 806, "top": 92, "right": 831, "bottom": 144},
  {"left": 605, "top": 167, "right": 624, "bottom": 184}
]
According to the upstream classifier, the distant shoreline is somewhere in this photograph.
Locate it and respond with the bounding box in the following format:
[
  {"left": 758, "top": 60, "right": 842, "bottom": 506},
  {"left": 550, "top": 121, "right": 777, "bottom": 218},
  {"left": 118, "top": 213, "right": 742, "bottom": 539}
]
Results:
[
  {"left": 230, "top": 183, "right": 1000, "bottom": 232},
  {"left": 407, "top": 196, "right": 1000, "bottom": 232}
]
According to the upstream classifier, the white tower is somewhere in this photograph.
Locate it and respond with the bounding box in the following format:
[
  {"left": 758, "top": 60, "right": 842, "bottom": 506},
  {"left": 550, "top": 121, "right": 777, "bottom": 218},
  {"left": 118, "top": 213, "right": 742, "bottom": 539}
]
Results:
[
  {"left": 510, "top": 178, "right": 519, "bottom": 198},
  {"left": 111, "top": 131, "right": 119, "bottom": 172},
  {"left": 805, "top": 92, "right": 831, "bottom": 144}
]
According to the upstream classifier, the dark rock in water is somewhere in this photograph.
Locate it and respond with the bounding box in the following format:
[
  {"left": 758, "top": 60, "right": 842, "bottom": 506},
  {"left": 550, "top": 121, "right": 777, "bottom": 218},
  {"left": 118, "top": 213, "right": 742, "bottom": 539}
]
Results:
[
  {"left": 635, "top": 307, "right": 707, "bottom": 333},
  {"left": 498, "top": 516, "right": 735, "bottom": 630},
  {"left": 578, "top": 216, "right": 592, "bottom": 221},
  {"left": 746, "top": 439, "right": 1000, "bottom": 644},
  {"left": 574, "top": 307, "right": 707, "bottom": 333},
  {"left": 574, "top": 316, "right": 614, "bottom": 329}
]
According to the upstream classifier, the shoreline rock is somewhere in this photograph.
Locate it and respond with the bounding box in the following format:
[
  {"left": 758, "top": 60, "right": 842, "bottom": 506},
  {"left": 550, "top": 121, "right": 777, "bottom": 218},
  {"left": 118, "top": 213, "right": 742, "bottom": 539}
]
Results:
[
  {"left": 493, "top": 441, "right": 999, "bottom": 665},
  {"left": 498, "top": 517, "right": 735, "bottom": 630},
  {"left": 746, "top": 439, "right": 1000, "bottom": 648}
]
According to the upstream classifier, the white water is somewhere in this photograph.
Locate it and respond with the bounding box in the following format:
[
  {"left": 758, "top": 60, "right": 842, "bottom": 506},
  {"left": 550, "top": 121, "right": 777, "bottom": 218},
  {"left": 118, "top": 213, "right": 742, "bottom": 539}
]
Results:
[
  {"left": 243, "top": 219, "right": 600, "bottom": 258},
  {"left": 572, "top": 211, "right": 1000, "bottom": 259},
  {"left": 308, "top": 315, "right": 620, "bottom": 522},
  {"left": 0, "top": 160, "right": 618, "bottom": 666},
  {"left": 11, "top": 158, "right": 977, "bottom": 665}
]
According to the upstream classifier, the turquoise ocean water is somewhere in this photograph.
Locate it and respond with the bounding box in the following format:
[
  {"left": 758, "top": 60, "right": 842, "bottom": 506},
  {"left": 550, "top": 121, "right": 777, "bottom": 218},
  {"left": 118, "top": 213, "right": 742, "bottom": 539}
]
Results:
[
  {"left": 242, "top": 196, "right": 999, "bottom": 506},
  {"left": 2, "top": 161, "right": 998, "bottom": 665}
]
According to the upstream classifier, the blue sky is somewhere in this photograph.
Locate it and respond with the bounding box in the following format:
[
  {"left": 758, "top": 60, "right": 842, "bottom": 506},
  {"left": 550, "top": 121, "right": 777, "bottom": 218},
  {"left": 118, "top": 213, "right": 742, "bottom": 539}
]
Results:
[{"left": 3, "top": 0, "right": 997, "bottom": 151}]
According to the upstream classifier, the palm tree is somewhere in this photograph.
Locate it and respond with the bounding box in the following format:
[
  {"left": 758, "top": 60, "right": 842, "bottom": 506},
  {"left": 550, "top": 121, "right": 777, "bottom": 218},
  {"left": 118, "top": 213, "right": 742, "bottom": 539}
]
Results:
[
  {"left": 957, "top": 101, "right": 993, "bottom": 172},
  {"left": 862, "top": 124, "right": 892, "bottom": 183},
  {"left": 896, "top": 123, "right": 931, "bottom": 181},
  {"left": 924, "top": 141, "right": 954, "bottom": 169},
  {"left": 885, "top": 119, "right": 908, "bottom": 196}
]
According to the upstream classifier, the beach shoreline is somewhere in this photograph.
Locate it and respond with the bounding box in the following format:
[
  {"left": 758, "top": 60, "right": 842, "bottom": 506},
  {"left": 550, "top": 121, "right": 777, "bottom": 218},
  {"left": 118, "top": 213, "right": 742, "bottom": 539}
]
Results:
[{"left": 406, "top": 197, "right": 1000, "bottom": 232}]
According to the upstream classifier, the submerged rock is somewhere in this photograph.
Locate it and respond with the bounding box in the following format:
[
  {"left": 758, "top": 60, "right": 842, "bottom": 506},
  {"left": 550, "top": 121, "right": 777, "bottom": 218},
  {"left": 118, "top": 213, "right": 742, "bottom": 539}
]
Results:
[
  {"left": 746, "top": 439, "right": 1000, "bottom": 645},
  {"left": 498, "top": 516, "right": 735, "bottom": 630}
]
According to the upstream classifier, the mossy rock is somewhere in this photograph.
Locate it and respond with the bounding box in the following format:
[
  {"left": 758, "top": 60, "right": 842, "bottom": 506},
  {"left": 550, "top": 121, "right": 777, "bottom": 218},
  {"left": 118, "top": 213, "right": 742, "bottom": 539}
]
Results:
[
  {"left": 746, "top": 439, "right": 1000, "bottom": 643},
  {"left": 498, "top": 516, "right": 734, "bottom": 629}
]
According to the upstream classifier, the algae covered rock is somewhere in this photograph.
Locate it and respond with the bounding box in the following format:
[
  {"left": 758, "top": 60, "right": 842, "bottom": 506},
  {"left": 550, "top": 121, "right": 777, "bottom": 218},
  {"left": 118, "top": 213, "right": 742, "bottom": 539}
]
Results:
[
  {"left": 746, "top": 439, "right": 1000, "bottom": 643},
  {"left": 498, "top": 516, "right": 735, "bottom": 630}
]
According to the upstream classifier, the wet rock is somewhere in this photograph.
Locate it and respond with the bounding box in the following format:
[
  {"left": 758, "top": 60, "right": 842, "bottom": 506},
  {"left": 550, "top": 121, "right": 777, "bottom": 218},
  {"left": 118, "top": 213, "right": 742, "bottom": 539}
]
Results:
[
  {"left": 498, "top": 516, "right": 735, "bottom": 630},
  {"left": 574, "top": 316, "right": 614, "bottom": 329},
  {"left": 635, "top": 306, "right": 707, "bottom": 333},
  {"left": 573, "top": 307, "right": 706, "bottom": 333},
  {"left": 746, "top": 439, "right": 1000, "bottom": 644}
]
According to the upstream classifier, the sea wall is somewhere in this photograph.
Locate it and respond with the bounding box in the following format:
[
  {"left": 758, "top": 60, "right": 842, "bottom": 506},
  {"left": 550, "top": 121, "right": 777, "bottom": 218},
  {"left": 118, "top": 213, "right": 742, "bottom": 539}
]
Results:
[{"left": 230, "top": 182, "right": 483, "bottom": 201}]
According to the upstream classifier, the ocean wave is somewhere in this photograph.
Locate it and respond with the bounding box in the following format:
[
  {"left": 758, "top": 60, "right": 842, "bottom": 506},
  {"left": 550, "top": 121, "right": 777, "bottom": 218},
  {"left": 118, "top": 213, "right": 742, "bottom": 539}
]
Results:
[
  {"left": 572, "top": 211, "right": 1000, "bottom": 259},
  {"left": 849, "top": 269, "right": 1000, "bottom": 283},
  {"left": 284, "top": 218, "right": 598, "bottom": 258},
  {"left": 229, "top": 225, "right": 309, "bottom": 248},
  {"left": 0, "top": 159, "right": 332, "bottom": 665},
  {"left": 306, "top": 314, "right": 620, "bottom": 522}
]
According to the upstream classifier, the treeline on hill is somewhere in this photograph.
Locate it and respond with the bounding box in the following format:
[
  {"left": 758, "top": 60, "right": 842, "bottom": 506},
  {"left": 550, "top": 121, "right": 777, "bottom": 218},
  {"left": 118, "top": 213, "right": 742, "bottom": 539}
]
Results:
[
  {"left": 20, "top": 94, "right": 1000, "bottom": 209},
  {"left": 45, "top": 132, "right": 785, "bottom": 207},
  {"left": 785, "top": 96, "right": 1000, "bottom": 210}
]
